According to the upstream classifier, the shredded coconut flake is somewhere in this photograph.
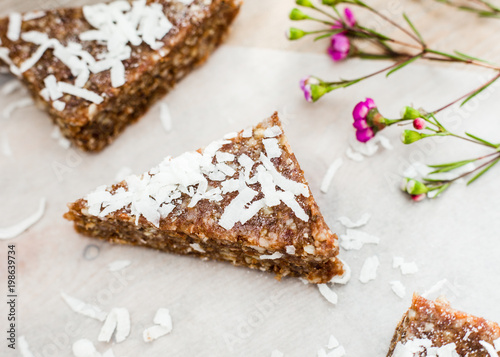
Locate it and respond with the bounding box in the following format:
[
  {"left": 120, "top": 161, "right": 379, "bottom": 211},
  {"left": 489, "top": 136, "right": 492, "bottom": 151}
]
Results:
[
  {"left": 160, "top": 102, "right": 172, "bottom": 132},
  {"left": 327, "top": 346, "right": 346, "bottom": 357},
  {"left": 61, "top": 291, "right": 107, "bottom": 321},
  {"left": 1, "top": 79, "right": 23, "bottom": 95},
  {"left": 242, "top": 127, "right": 253, "bottom": 138},
  {"left": 345, "top": 147, "right": 364, "bottom": 162},
  {"left": 190, "top": 243, "right": 205, "bottom": 253},
  {"left": 264, "top": 126, "right": 283, "bottom": 138},
  {"left": 493, "top": 337, "right": 500, "bottom": 351},
  {"left": 393, "top": 257, "right": 418, "bottom": 275},
  {"left": 23, "top": 11, "right": 47, "bottom": 21},
  {"left": 263, "top": 138, "right": 282, "bottom": 159},
  {"left": 393, "top": 339, "right": 459, "bottom": 357},
  {"left": 390, "top": 281, "right": 406, "bottom": 298},
  {"left": 359, "top": 256, "right": 379, "bottom": 283},
  {"left": 98, "top": 307, "right": 130, "bottom": 343},
  {"left": 320, "top": 158, "right": 343, "bottom": 194},
  {"left": 339, "top": 229, "right": 380, "bottom": 250},
  {"left": 2, "top": 97, "right": 34, "bottom": 119},
  {"left": 53, "top": 100, "right": 66, "bottom": 111},
  {"left": 153, "top": 308, "right": 173, "bottom": 330},
  {"left": 7, "top": 13, "right": 22, "bottom": 42},
  {"left": 329, "top": 259, "right": 351, "bottom": 285},
  {"left": 19, "top": 336, "right": 35, "bottom": 357},
  {"left": 108, "top": 260, "right": 131, "bottom": 272},
  {"left": 143, "top": 325, "right": 172, "bottom": 342},
  {"left": 0, "top": 198, "right": 46, "bottom": 240},
  {"left": 318, "top": 284, "right": 338, "bottom": 305},
  {"left": 260, "top": 252, "right": 283, "bottom": 260},
  {"left": 285, "top": 245, "right": 296, "bottom": 255},
  {"left": 72, "top": 339, "right": 99, "bottom": 357},
  {"left": 479, "top": 340, "right": 498, "bottom": 357},
  {"left": 337, "top": 213, "right": 371, "bottom": 228},
  {"left": 327, "top": 335, "right": 339, "bottom": 349},
  {"left": 58, "top": 82, "right": 103, "bottom": 104}
]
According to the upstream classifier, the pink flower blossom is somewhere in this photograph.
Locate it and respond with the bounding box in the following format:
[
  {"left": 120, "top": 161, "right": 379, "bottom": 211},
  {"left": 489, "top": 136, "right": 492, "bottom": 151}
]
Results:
[
  {"left": 356, "top": 128, "right": 375, "bottom": 143},
  {"left": 411, "top": 193, "right": 426, "bottom": 202},
  {"left": 327, "top": 33, "right": 350, "bottom": 61},
  {"left": 413, "top": 118, "right": 426, "bottom": 130}
]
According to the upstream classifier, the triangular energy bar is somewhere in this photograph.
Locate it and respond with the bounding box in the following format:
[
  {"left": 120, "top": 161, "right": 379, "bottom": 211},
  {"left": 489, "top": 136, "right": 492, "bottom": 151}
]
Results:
[
  {"left": 0, "top": 0, "right": 241, "bottom": 151},
  {"left": 65, "top": 113, "right": 343, "bottom": 283}
]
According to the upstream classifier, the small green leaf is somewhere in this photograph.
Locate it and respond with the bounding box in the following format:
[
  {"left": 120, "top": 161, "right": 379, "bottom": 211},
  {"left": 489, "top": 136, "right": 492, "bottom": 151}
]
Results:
[
  {"left": 465, "top": 132, "right": 498, "bottom": 148},
  {"left": 461, "top": 76, "right": 500, "bottom": 107},
  {"left": 313, "top": 32, "right": 337, "bottom": 41},
  {"left": 426, "top": 49, "right": 464, "bottom": 61},
  {"left": 403, "top": 13, "right": 424, "bottom": 44},
  {"left": 428, "top": 159, "right": 474, "bottom": 169},
  {"left": 386, "top": 54, "right": 422, "bottom": 77},
  {"left": 429, "top": 160, "right": 474, "bottom": 174},
  {"left": 431, "top": 183, "right": 451, "bottom": 198},
  {"left": 357, "top": 25, "right": 391, "bottom": 40},
  {"left": 453, "top": 51, "right": 494, "bottom": 65},
  {"left": 467, "top": 157, "right": 500, "bottom": 185}
]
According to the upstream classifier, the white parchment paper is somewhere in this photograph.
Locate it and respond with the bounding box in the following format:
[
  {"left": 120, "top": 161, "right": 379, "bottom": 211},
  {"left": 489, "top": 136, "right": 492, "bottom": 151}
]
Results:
[{"left": 1, "top": 43, "right": 500, "bottom": 356}]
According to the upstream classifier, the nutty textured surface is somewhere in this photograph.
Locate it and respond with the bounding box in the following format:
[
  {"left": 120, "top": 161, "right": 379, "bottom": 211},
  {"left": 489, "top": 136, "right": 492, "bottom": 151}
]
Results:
[
  {"left": 65, "top": 113, "right": 343, "bottom": 283},
  {"left": 387, "top": 294, "right": 500, "bottom": 356},
  {"left": 0, "top": 0, "right": 241, "bottom": 151}
]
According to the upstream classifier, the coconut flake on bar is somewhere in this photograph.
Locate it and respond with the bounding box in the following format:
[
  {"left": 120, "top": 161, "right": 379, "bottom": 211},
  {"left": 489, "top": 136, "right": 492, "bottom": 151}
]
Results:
[
  {"left": 318, "top": 284, "right": 338, "bottom": 305},
  {"left": 61, "top": 291, "right": 107, "bottom": 321},
  {"left": 0, "top": 198, "right": 46, "bottom": 240},
  {"left": 58, "top": 82, "right": 103, "bottom": 104},
  {"left": 359, "top": 256, "right": 379, "bottom": 283},
  {"left": 23, "top": 11, "right": 47, "bottom": 21},
  {"left": 260, "top": 252, "right": 283, "bottom": 260},
  {"left": 263, "top": 138, "right": 281, "bottom": 159},
  {"left": 264, "top": 126, "right": 282, "bottom": 138},
  {"left": 320, "top": 158, "right": 343, "bottom": 194},
  {"left": 190, "top": 243, "right": 205, "bottom": 253},
  {"left": 7, "top": 13, "right": 22, "bottom": 42}
]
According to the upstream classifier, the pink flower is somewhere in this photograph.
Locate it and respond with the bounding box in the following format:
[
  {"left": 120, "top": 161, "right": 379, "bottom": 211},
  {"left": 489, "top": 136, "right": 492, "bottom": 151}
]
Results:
[
  {"left": 327, "top": 33, "right": 350, "bottom": 61},
  {"left": 356, "top": 128, "right": 374, "bottom": 143},
  {"left": 411, "top": 193, "right": 426, "bottom": 202},
  {"left": 300, "top": 76, "right": 318, "bottom": 102},
  {"left": 344, "top": 8, "right": 356, "bottom": 27},
  {"left": 413, "top": 118, "right": 426, "bottom": 130},
  {"left": 332, "top": 8, "right": 356, "bottom": 29}
]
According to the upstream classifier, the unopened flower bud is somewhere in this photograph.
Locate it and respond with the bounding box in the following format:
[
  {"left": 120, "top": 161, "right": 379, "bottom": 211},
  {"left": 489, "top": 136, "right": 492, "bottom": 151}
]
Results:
[
  {"left": 406, "top": 179, "right": 429, "bottom": 195},
  {"left": 401, "top": 130, "right": 424, "bottom": 144},
  {"left": 411, "top": 193, "right": 426, "bottom": 202},
  {"left": 400, "top": 106, "right": 422, "bottom": 120},
  {"left": 400, "top": 178, "right": 410, "bottom": 192},
  {"left": 287, "top": 28, "right": 306, "bottom": 40},
  {"left": 289, "top": 8, "right": 309, "bottom": 20},
  {"left": 296, "top": 0, "right": 314, "bottom": 7},
  {"left": 413, "top": 118, "right": 426, "bottom": 130}
]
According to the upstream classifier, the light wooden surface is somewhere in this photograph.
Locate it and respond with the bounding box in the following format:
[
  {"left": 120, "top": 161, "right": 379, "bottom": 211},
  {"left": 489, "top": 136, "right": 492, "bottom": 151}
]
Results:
[{"left": 1, "top": 1, "right": 500, "bottom": 357}]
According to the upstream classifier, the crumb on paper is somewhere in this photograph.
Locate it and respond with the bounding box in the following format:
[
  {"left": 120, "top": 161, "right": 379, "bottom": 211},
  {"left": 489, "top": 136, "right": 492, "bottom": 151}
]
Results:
[
  {"left": 359, "top": 256, "right": 379, "bottom": 283},
  {"left": 318, "top": 284, "right": 338, "bottom": 305}
]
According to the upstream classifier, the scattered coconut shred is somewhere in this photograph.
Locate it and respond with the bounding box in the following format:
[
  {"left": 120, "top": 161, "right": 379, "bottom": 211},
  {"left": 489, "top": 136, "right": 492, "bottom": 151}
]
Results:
[
  {"left": 61, "top": 291, "right": 107, "bottom": 322},
  {"left": 359, "top": 255, "right": 380, "bottom": 283},
  {"left": 72, "top": 339, "right": 116, "bottom": 357},
  {"left": 160, "top": 102, "right": 172, "bottom": 132},
  {"left": 390, "top": 280, "right": 406, "bottom": 299},
  {"left": 320, "top": 158, "right": 343, "bottom": 194},
  {"left": 98, "top": 308, "right": 130, "bottom": 343},
  {"left": 317, "top": 334, "right": 346, "bottom": 357},
  {"left": 318, "top": 284, "right": 338, "bottom": 305},
  {"left": 107, "top": 260, "right": 131, "bottom": 272},
  {"left": 19, "top": 336, "right": 35, "bottom": 357},
  {"left": 143, "top": 308, "right": 173, "bottom": 342},
  {"left": 339, "top": 229, "right": 380, "bottom": 251},
  {"left": 0, "top": 198, "right": 46, "bottom": 240},
  {"left": 392, "top": 256, "right": 419, "bottom": 275},
  {"left": 336, "top": 213, "right": 371, "bottom": 228}
]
